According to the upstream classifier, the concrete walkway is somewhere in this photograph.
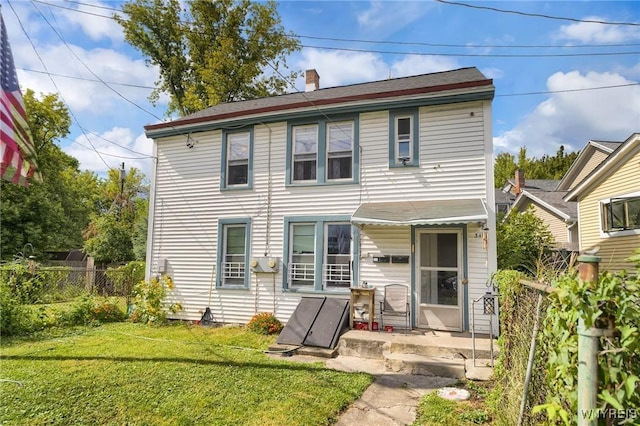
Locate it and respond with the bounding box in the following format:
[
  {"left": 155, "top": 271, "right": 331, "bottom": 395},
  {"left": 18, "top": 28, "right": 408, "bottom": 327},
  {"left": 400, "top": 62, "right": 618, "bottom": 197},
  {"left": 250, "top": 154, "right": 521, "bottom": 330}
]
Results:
[{"left": 270, "top": 354, "right": 458, "bottom": 425}]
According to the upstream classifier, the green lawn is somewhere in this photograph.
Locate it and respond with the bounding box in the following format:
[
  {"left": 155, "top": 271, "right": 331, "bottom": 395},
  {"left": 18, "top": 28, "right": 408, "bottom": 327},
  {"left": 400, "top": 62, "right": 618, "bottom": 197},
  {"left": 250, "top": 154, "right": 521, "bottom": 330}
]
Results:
[{"left": 0, "top": 322, "right": 373, "bottom": 425}]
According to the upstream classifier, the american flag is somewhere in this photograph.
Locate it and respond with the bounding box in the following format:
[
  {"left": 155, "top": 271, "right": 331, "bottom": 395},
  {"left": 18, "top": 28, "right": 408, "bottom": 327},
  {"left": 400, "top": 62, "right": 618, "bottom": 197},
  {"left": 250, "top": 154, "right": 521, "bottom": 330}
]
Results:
[{"left": 1, "top": 11, "right": 40, "bottom": 187}]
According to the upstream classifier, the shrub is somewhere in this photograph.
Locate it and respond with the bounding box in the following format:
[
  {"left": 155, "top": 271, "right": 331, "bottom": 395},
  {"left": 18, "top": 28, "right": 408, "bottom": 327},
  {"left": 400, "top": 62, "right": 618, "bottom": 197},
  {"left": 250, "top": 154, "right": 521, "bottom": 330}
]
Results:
[
  {"left": 247, "top": 312, "right": 283, "bottom": 335},
  {"left": 0, "top": 280, "right": 28, "bottom": 336},
  {"left": 105, "top": 261, "right": 145, "bottom": 297},
  {"left": 129, "top": 275, "right": 181, "bottom": 324}
]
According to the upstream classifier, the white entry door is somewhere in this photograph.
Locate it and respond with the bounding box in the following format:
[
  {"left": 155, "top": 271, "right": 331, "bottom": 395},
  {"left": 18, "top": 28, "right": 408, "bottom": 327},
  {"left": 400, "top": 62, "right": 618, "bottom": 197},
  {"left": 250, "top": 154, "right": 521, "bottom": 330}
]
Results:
[{"left": 416, "top": 229, "right": 463, "bottom": 331}]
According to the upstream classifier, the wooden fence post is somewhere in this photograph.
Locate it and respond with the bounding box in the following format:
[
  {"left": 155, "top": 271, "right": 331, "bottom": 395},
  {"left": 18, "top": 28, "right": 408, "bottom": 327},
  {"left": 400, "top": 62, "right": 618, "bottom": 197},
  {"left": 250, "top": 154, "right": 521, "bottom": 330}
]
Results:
[{"left": 85, "top": 256, "right": 95, "bottom": 293}]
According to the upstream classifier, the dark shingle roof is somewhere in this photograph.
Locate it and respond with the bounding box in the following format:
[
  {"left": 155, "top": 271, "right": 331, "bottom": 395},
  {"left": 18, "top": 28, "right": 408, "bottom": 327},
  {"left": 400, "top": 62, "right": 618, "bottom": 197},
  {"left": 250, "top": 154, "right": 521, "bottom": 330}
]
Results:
[
  {"left": 526, "top": 190, "right": 577, "bottom": 219},
  {"left": 146, "top": 67, "right": 493, "bottom": 133}
]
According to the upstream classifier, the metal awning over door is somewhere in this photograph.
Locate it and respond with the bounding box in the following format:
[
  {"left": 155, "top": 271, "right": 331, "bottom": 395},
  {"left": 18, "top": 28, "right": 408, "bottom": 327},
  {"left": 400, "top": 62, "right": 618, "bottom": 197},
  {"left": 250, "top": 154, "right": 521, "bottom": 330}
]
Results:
[{"left": 351, "top": 198, "right": 488, "bottom": 226}]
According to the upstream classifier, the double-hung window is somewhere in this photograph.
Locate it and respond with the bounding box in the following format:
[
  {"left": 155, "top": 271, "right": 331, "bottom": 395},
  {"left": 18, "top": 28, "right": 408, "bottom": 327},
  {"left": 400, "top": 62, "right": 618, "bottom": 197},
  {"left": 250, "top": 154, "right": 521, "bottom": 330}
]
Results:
[
  {"left": 287, "top": 117, "right": 358, "bottom": 185},
  {"left": 292, "top": 125, "right": 318, "bottom": 182},
  {"left": 221, "top": 129, "right": 253, "bottom": 189},
  {"left": 289, "top": 223, "right": 315, "bottom": 287},
  {"left": 285, "top": 217, "right": 358, "bottom": 291},
  {"left": 327, "top": 122, "right": 353, "bottom": 180},
  {"left": 217, "top": 219, "right": 251, "bottom": 288},
  {"left": 324, "top": 223, "right": 352, "bottom": 288},
  {"left": 389, "top": 109, "right": 419, "bottom": 167},
  {"left": 602, "top": 195, "right": 640, "bottom": 232}
]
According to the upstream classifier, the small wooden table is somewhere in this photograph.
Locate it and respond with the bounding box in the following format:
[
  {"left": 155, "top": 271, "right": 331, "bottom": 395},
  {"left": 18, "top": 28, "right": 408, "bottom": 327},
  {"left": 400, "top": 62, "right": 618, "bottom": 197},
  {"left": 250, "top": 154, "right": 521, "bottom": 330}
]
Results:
[{"left": 349, "top": 287, "right": 376, "bottom": 330}]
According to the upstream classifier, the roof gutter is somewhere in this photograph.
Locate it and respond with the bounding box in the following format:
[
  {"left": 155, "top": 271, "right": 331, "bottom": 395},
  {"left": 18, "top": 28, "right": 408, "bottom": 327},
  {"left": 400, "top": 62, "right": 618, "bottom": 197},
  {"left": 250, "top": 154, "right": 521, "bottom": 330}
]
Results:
[{"left": 145, "top": 80, "right": 494, "bottom": 139}]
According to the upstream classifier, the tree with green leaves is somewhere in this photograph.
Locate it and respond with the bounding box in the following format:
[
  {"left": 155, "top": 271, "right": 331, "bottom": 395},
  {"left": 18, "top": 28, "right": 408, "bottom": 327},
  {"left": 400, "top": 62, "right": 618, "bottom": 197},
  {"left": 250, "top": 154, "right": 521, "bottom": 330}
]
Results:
[
  {"left": 83, "top": 167, "right": 148, "bottom": 264},
  {"left": 115, "top": 0, "right": 301, "bottom": 117},
  {"left": 494, "top": 145, "right": 579, "bottom": 187},
  {"left": 496, "top": 205, "right": 555, "bottom": 273},
  {"left": 0, "top": 90, "right": 101, "bottom": 260}
]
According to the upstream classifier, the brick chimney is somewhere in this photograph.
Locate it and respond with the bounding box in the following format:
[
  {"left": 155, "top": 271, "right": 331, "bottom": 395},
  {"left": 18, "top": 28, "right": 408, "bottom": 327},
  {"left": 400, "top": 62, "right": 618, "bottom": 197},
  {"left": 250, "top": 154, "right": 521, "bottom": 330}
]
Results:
[
  {"left": 514, "top": 169, "right": 525, "bottom": 195},
  {"left": 305, "top": 69, "right": 320, "bottom": 92}
]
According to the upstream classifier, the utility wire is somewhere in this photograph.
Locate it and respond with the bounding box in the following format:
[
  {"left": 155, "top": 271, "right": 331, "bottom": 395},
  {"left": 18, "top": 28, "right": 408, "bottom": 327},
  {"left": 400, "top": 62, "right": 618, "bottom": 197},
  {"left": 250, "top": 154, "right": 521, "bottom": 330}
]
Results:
[
  {"left": 300, "top": 44, "right": 639, "bottom": 58},
  {"left": 36, "top": 0, "right": 640, "bottom": 50},
  {"left": 17, "top": 67, "right": 156, "bottom": 90},
  {"left": 7, "top": 0, "right": 111, "bottom": 171},
  {"left": 435, "top": 0, "right": 640, "bottom": 27},
  {"left": 30, "top": 0, "right": 163, "bottom": 122}
]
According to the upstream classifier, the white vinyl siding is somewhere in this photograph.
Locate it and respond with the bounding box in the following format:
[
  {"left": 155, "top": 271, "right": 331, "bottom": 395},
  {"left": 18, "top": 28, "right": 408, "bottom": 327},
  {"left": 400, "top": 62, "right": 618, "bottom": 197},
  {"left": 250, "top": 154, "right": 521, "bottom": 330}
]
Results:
[{"left": 147, "top": 100, "right": 494, "bottom": 333}]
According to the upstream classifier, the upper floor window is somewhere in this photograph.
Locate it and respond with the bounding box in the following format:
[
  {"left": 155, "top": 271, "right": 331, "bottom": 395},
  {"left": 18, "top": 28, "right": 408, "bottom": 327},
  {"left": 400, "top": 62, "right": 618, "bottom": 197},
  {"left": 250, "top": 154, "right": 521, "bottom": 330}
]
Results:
[
  {"left": 293, "top": 125, "right": 318, "bottom": 182},
  {"left": 287, "top": 117, "right": 359, "bottom": 186},
  {"left": 389, "top": 109, "right": 419, "bottom": 168},
  {"left": 217, "top": 219, "right": 251, "bottom": 288},
  {"left": 221, "top": 129, "right": 253, "bottom": 190},
  {"left": 327, "top": 122, "right": 353, "bottom": 180},
  {"left": 602, "top": 196, "right": 640, "bottom": 232}
]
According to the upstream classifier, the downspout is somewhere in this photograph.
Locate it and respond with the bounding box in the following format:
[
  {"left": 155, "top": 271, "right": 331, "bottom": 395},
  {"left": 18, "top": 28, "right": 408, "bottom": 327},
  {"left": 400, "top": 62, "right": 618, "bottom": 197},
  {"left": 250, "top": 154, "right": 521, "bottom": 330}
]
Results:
[{"left": 145, "top": 143, "right": 159, "bottom": 281}]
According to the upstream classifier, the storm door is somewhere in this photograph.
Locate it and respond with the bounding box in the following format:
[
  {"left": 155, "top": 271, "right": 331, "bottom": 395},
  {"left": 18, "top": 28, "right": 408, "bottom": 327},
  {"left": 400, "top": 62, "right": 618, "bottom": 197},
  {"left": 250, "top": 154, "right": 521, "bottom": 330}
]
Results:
[{"left": 416, "top": 229, "right": 463, "bottom": 331}]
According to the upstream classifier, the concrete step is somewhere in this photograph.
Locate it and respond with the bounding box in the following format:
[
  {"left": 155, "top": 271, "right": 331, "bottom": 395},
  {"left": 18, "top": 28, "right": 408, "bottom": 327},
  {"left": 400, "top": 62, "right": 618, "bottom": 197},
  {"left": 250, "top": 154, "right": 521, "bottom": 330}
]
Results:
[
  {"left": 387, "top": 341, "right": 495, "bottom": 360},
  {"left": 383, "top": 352, "right": 466, "bottom": 379}
]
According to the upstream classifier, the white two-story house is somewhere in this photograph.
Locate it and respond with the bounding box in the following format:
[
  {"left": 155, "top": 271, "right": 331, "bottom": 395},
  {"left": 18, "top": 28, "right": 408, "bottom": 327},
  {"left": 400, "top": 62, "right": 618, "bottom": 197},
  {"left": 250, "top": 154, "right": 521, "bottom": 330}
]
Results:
[{"left": 144, "top": 67, "right": 497, "bottom": 334}]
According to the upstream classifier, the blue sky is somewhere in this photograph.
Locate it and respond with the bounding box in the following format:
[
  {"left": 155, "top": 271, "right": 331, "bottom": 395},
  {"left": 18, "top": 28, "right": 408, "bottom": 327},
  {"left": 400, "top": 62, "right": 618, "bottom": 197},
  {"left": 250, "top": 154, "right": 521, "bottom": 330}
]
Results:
[{"left": 3, "top": 1, "right": 639, "bottom": 179}]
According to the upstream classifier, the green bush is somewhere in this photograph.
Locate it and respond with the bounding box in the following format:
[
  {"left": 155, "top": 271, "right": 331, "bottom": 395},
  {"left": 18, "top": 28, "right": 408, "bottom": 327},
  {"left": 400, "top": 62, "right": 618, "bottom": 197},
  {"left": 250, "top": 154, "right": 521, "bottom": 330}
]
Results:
[
  {"left": 534, "top": 253, "right": 640, "bottom": 424},
  {"left": 129, "top": 275, "right": 181, "bottom": 324},
  {"left": 0, "top": 280, "right": 29, "bottom": 336},
  {"left": 105, "top": 261, "right": 145, "bottom": 297},
  {"left": 246, "top": 312, "right": 283, "bottom": 335}
]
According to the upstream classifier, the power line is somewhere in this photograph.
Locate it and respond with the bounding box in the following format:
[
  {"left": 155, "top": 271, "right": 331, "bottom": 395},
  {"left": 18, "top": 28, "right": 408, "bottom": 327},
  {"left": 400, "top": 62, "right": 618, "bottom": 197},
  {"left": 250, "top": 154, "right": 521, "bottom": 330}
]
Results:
[
  {"left": 297, "top": 34, "right": 640, "bottom": 49},
  {"left": 436, "top": 0, "right": 640, "bottom": 27},
  {"left": 6, "top": 0, "right": 112, "bottom": 171},
  {"left": 35, "top": 0, "right": 640, "bottom": 50},
  {"left": 17, "top": 67, "right": 156, "bottom": 90},
  {"left": 30, "top": 0, "right": 164, "bottom": 122},
  {"left": 300, "top": 44, "right": 639, "bottom": 58},
  {"left": 495, "top": 83, "right": 640, "bottom": 98}
]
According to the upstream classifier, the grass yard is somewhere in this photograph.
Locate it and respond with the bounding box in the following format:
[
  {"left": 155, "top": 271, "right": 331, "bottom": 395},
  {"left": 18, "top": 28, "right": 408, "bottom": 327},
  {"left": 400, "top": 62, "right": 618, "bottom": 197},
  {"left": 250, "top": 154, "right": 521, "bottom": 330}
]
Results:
[{"left": 0, "top": 322, "right": 373, "bottom": 425}]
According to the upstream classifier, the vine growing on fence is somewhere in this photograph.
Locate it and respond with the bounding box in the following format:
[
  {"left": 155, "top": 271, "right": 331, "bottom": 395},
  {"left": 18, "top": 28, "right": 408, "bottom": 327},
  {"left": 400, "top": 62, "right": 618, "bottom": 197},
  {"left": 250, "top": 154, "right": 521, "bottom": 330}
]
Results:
[{"left": 535, "top": 252, "right": 640, "bottom": 424}]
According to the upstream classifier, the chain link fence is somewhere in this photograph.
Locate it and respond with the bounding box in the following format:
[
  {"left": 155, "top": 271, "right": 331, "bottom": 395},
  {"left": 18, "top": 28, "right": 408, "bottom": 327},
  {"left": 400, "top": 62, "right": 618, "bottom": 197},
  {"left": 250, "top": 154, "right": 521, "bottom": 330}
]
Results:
[
  {"left": 493, "top": 274, "right": 550, "bottom": 426},
  {"left": 0, "top": 262, "right": 139, "bottom": 304}
]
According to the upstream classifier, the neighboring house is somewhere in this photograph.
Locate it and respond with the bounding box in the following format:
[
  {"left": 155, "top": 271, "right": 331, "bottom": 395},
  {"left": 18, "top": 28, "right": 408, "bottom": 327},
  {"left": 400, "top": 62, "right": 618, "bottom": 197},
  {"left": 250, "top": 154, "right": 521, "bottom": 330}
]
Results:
[
  {"left": 556, "top": 139, "right": 623, "bottom": 192},
  {"left": 143, "top": 67, "right": 497, "bottom": 334},
  {"left": 496, "top": 169, "right": 559, "bottom": 215},
  {"left": 508, "top": 190, "right": 578, "bottom": 251},
  {"left": 565, "top": 133, "right": 640, "bottom": 272}
]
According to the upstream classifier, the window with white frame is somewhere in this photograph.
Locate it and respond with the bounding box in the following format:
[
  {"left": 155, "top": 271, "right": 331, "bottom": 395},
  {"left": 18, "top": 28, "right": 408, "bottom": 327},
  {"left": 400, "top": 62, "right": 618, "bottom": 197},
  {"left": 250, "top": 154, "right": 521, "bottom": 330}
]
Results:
[
  {"left": 222, "top": 224, "right": 247, "bottom": 286},
  {"left": 324, "top": 223, "right": 351, "bottom": 288},
  {"left": 289, "top": 223, "right": 315, "bottom": 287},
  {"left": 389, "top": 109, "right": 419, "bottom": 167},
  {"left": 602, "top": 196, "right": 640, "bottom": 232},
  {"left": 395, "top": 115, "right": 412, "bottom": 164},
  {"left": 292, "top": 125, "right": 318, "bottom": 182},
  {"left": 226, "top": 132, "right": 249, "bottom": 186},
  {"left": 285, "top": 218, "right": 355, "bottom": 291},
  {"left": 327, "top": 122, "right": 353, "bottom": 180},
  {"left": 287, "top": 117, "right": 359, "bottom": 186}
]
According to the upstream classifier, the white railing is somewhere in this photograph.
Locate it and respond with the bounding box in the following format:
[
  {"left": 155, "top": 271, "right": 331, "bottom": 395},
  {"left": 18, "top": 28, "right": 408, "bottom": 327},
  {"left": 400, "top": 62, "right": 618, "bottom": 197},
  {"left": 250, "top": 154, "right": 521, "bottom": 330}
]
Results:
[
  {"left": 289, "top": 262, "right": 315, "bottom": 282},
  {"left": 323, "top": 263, "right": 351, "bottom": 287},
  {"left": 223, "top": 261, "right": 245, "bottom": 279}
]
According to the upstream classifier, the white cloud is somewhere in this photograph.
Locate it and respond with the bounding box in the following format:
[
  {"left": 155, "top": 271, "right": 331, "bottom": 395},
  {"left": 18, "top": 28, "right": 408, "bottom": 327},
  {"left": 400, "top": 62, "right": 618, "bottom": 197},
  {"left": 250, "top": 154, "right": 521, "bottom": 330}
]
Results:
[
  {"left": 60, "top": 1, "right": 126, "bottom": 43},
  {"left": 66, "top": 127, "right": 153, "bottom": 176},
  {"left": 494, "top": 70, "right": 640, "bottom": 156},
  {"left": 390, "top": 55, "right": 460, "bottom": 78},
  {"left": 357, "top": 1, "right": 432, "bottom": 37},
  {"left": 17, "top": 43, "right": 159, "bottom": 114},
  {"left": 296, "top": 49, "right": 388, "bottom": 88},
  {"left": 556, "top": 17, "right": 639, "bottom": 44},
  {"left": 296, "top": 49, "right": 461, "bottom": 89}
]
